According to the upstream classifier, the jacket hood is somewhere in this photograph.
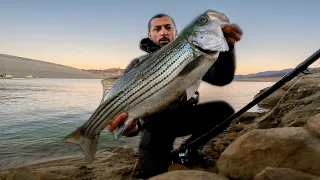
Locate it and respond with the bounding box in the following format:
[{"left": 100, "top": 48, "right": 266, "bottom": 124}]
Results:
[{"left": 139, "top": 38, "right": 161, "bottom": 53}]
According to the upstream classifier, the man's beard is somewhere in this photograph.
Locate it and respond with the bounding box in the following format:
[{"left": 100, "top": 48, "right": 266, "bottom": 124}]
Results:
[{"left": 158, "top": 37, "right": 171, "bottom": 46}]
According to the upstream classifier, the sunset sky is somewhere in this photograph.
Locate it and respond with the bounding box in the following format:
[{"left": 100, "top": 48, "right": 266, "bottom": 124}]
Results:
[{"left": 0, "top": 0, "right": 319, "bottom": 75}]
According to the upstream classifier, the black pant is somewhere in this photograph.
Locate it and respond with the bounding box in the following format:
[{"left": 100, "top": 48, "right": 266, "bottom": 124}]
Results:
[{"left": 137, "top": 100, "right": 235, "bottom": 178}]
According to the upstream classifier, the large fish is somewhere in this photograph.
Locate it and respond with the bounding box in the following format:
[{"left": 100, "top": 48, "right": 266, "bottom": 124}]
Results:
[{"left": 64, "top": 9, "right": 230, "bottom": 163}]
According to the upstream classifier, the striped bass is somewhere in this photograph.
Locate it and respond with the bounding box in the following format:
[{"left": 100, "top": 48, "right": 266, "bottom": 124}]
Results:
[{"left": 64, "top": 9, "right": 230, "bottom": 163}]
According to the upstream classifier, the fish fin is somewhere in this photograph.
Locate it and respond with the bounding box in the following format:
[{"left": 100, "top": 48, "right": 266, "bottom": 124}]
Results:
[
  {"left": 178, "top": 57, "right": 204, "bottom": 77},
  {"left": 101, "top": 77, "right": 119, "bottom": 98},
  {"left": 64, "top": 126, "right": 99, "bottom": 163},
  {"left": 101, "top": 75, "right": 122, "bottom": 81}
]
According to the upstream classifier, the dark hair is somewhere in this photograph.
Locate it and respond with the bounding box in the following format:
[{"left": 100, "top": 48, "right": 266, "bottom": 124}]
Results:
[{"left": 148, "top": 13, "right": 176, "bottom": 32}]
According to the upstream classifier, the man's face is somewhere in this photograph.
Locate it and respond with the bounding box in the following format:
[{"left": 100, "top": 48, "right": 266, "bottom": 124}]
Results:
[{"left": 148, "top": 16, "right": 176, "bottom": 47}]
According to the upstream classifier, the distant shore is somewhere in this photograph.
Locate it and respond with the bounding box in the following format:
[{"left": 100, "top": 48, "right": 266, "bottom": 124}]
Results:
[{"left": 234, "top": 77, "right": 281, "bottom": 82}]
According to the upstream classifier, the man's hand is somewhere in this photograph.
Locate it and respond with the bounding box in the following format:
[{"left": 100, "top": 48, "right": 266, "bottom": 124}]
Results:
[
  {"left": 107, "top": 112, "right": 140, "bottom": 137},
  {"left": 222, "top": 24, "right": 243, "bottom": 45}
]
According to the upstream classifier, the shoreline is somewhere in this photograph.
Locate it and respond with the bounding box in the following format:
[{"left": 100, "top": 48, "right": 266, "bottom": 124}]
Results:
[
  {"left": 0, "top": 146, "right": 123, "bottom": 173},
  {"left": 234, "top": 77, "right": 280, "bottom": 82}
]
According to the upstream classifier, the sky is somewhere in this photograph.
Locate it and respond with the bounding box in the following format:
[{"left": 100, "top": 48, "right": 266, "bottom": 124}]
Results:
[{"left": 0, "top": 0, "right": 319, "bottom": 75}]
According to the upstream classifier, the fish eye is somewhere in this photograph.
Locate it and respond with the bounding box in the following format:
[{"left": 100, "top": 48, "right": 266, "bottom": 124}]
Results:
[{"left": 200, "top": 17, "right": 208, "bottom": 23}]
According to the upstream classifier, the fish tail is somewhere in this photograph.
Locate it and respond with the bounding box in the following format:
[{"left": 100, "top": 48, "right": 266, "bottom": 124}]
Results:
[{"left": 64, "top": 126, "right": 99, "bottom": 163}]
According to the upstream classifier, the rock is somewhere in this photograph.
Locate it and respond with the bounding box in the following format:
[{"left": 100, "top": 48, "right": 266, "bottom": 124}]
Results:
[
  {"left": 203, "top": 150, "right": 220, "bottom": 159},
  {"left": 297, "top": 91, "right": 320, "bottom": 106},
  {"left": 227, "top": 132, "right": 238, "bottom": 142},
  {"left": 280, "top": 104, "right": 318, "bottom": 127},
  {"left": 111, "top": 146, "right": 137, "bottom": 157},
  {"left": 213, "top": 144, "right": 225, "bottom": 154},
  {"left": 234, "top": 112, "right": 261, "bottom": 124},
  {"left": 149, "top": 170, "right": 229, "bottom": 180},
  {"left": 307, "top": 113, "right": 320, "bottom": 138},
  {"left": 254, "top": 167, "right": 320, "bottom": 180},
  {"left": 40, "top": 166, "right": 81, "bottom": 178},
  {"left": 217, "top": 127, "right": 320, "bottom": 180},
  {"left": 229, "top": 124, "right": 244, "bottom": 132},
  {"left": 0, "top": 174, "right": 6, "bottom": 180},
  {"left": 168, "top": 164, "right": 190, "bottom": 171},
  {"left": 294, "top": 87, "right": 315, "bottom": 100},
  {"left": 255, "top": 88, "right": 287, "bottom": 108},
  {"left": 248, "top": 108, "right": 279, "bottom": 130},
  {"left": 37, "top": 172, "right": 75, "bottom": 180},
  {"left": 6, "top": 167, "right": 36, "bottom": 180},
  {"left": 100, "top": 164, "right": 135, "bottom": 180}
]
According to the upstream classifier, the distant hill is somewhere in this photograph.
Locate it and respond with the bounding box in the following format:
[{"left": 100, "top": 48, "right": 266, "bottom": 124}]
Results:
[
  {"left": 0, "top": 54, "right": 101, "bottom": 79},
  {"left": 235, "top": 67, "right": 320, "bottom": 79},
  {"left": 82, "top": 68, "right": 124, "bottom": 78},
  {"left": 234, "top": 69, "right": 293, "bottom": 79}
]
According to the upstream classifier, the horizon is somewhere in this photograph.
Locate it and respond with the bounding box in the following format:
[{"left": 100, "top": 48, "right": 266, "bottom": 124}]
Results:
[
  {"left": 0, "top": 1, "right": 319, "bottom": 74},
  {"left": 1, "top": 46, "right": 318, "bottom": 76},
  {"left": 1, "top": 50, "right": 318, "bottom": 76}
]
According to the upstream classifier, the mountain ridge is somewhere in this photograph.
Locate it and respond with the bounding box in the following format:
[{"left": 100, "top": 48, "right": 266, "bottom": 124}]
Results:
[{"left": 234, "top": 67, "right": 319, "bottom": 79}]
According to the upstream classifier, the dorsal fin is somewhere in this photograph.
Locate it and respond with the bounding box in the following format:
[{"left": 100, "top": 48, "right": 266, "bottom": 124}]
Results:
[
  {"left": 101, "top": 77, "right": 117, "bottom": 99},
  {"left": 100, "top": 53, "right": 151, "bottom": 100}
]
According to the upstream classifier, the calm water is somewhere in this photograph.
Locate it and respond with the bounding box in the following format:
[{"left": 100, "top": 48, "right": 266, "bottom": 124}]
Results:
[{"left": 0, "top": 78, "right": 274, "bottom": 170}]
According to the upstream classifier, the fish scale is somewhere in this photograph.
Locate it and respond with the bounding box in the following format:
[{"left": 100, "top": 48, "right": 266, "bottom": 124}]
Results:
[
  {"left": 89, "top": 40, "right": 195, "bottom": 134},
  {"left": 111, "top": 41, "right": 194, "bottom": 115},
  {"left": 83, "top": 38, "right": 184, "bottom": 132},
  {"left": 84, "top": 38, "right": 188, "bottom": 132},
  {"left": 101, "top": 43, "right": 194, "bottom": 136}
]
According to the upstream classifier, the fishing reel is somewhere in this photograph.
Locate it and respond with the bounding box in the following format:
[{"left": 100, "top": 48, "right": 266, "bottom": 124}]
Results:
[
  {"left": 171, "top": 144, "right": 214, "bottom": 168},
  {"left": 171, "top": 148, "right": 194, "bottom": 166}
]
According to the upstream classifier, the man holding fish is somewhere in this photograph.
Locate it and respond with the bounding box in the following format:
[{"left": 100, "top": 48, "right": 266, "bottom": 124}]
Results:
[{"left": 107, "top": 11, "right": 243, "bottom": 178}]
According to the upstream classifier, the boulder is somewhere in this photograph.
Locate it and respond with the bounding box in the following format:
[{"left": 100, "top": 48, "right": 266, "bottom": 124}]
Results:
[
  {"left": 280, "top": 104, "right": 318, "bottom": 127},
  {"left": 254, "top": 167, "right": 320, "bottom": 180},
  {"left": 149, "top": 170, "right": 228, "bottom": 180},
  {"left": 254, "top": 88, "right": 286, "bottom": 108},
  {"left": 307, "top": 113, "right": 320, "bottom": 138},
  {"left": 217, "top": 127, "right": 320, "bottom": 180}
]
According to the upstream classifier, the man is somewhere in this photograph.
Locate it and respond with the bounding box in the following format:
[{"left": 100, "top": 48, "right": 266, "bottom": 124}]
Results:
[{"left": 108, "top": 13, "right": 243, "bottom": 178}]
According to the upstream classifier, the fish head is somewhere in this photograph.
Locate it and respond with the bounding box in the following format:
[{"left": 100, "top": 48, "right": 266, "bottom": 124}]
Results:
[{"left": 186, "top": 10, "right": 230, "bottom": 57}]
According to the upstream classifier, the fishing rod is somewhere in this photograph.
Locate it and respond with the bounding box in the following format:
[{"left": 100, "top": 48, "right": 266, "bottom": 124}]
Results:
[{"left": 177, "top": 48, "right": 320, "bottom": 155}]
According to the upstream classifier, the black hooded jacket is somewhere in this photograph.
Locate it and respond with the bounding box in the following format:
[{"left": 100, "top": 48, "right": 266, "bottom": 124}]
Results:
[{"left": 124, "top": 38, "right": 236, "bottom": 87}]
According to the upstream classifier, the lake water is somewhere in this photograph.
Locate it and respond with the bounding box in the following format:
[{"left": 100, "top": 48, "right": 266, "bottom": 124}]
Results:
[{"left": 0, "top": 78, "right": 274, "bottom": 170}]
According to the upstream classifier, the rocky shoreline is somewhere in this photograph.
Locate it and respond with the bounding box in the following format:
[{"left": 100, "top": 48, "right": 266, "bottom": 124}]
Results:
[{"left": 1, "top": 72, "right": 320, "bottom": 180}]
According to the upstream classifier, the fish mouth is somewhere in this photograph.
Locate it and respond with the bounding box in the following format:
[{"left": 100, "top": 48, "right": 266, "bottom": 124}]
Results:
[
  {"left": 205, "top": 10, "right": 230, "bottom": 24},
  {"left": 195, "top": 45, "right": 217, "bottom": 55}
]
